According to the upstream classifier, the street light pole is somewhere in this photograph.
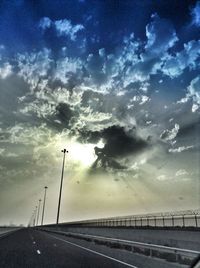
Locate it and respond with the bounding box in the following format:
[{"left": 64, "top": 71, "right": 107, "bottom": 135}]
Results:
[
  {"left": 36, "top": 199, "right": 42, "bottom": 226},
  {"left": 31, "top": 212, "right": 35, "bottom": 227},
  {"left": 56, "top": 149, "right": 68, "bottom": 224},
  {"left": 41, "top": 186, "right": 48, "bottom": 226},
  {"left": 34, "top": 206, "right": 37, "bottom": 227}
]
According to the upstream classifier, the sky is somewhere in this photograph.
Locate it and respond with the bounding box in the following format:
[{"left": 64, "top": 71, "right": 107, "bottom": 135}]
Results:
[{"left": 0, "top": 0, "right": 200, "bottom": 226}]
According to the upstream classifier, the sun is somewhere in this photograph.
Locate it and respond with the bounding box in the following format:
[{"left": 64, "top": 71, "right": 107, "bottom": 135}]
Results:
[
  {"left": 67, "top": 142, "right": 97, "bottom": 167},
  {"left": 54, "top": 133, "right": 104, "bottom": 167}
]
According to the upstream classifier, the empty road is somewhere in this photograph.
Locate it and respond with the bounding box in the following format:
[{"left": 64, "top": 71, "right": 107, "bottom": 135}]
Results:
[{"left": 0, "top": 228, "right": 187, "bottom": 268}]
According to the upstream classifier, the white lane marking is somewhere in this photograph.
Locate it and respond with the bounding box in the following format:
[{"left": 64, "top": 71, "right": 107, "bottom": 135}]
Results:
[
  {"left": 48, "top": 234, "right": 138, "bottom": 268},
  {"left": 36, "top": 249, "right": 41, "bottom": 255}
]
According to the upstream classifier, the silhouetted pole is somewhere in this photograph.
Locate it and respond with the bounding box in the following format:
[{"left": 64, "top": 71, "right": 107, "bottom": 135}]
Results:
[
  {"left": 41, "top": 186, "right": 48, "bottom": 225},
  {"left": 56, "top": 149, "right": 68, "bottom": 224},
  {"left": 36, "top": 199, "right": 42, "bottom": 226},
  {"left": 34, "top": 206, "right": 37, "bottom": 227},
  {"left": 31, "top": 212, "right": 35, "bottom": 227}
]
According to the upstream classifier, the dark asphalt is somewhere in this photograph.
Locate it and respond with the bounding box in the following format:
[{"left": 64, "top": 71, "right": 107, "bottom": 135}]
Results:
[{"left": 0, "top": 228, "right": 137, "bottom": 268}]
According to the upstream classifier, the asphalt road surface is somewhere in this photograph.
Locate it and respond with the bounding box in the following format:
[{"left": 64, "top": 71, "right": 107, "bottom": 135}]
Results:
[
  {"left": 0, "top": 229, "right": 186, "bottom": 268},
  {"left": 0, "top": 228, "right": 140, "bottom": 268}
]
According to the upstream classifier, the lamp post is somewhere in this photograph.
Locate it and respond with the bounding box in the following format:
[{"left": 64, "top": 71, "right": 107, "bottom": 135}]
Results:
[
  {"left": 56, "top": 149, "right": 68, "bottom": 224},
  {"left": 41, "top": 186, "right": 48, "bottom": 226},
  {"left": 36, "top": 199, "right": 42, "bottom": 226},
  {"left": 33, "top": 206, "right": 37, "bottom": 227},
  {"left": 31, "top": 211, "right": 35, "bottom": 227}
]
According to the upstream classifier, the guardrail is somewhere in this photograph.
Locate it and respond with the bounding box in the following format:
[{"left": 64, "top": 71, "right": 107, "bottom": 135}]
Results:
[
  {"left": 41, "top": 228, "right": 200, "bottom": 265},
  {"left": 45, "top": 209, "right": 200, "bottom": 229}
]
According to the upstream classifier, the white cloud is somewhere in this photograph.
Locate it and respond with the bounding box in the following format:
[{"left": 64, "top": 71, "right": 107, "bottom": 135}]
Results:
[
  {"left": 112, "top": 14, "right": 179, "bottom": 87},
  {"left": 160, "top": 124, "right": 179, "bottom": 141},
  {"left": 177, "top": 76, "right": 200, "bottom": 113},
  {"left": 177, "top": 97, "right": 188, "bottom": 104},
  {"left": 188, "top": 76, "right": 200, "bottom": 111},
  {"left": 75, "top": 105, "right": 115, "bottom": 132},
  {"left": 129, "top": 95, "right": 150, "bottom": 105},
  {"left": 19, "top": 85, "right": 83, "bottom": 121},
  {"left": 178, "top": 76, "right": 200, "bottom": 112},
  {"left": 129, "top": 158, "right": 147, "bottom": 171},
  {"left": 0, "top": 148, "right": 5, "bottom": 155},
  {"left": 37, "top": 14, "right": 195, "bottom": 97},
  {"left": 6, "top": 123, "right": 53, "bottom": 146},
  {"left": 140, "top": 95, "right": 150, "bottom": 105},
  {"left": 17, "top": 48, "right": 52, "bottom": 90},
  {"left": 157, "top": 174, "right": 166, "bottom": 181},
  {"left": 20, "top": 101, "right": 55, "bottom": 119},
  {"left": 168, "top": 145, "right": 194, "bottom": 153},
  {"left": 54, "top": 19, "right": 84, "bottom": 41},
  {"left": 191, "top": 1, "right": 200, "bottom": 27},
  {"left": 39, "top": 17, "right": 52, "bottom": 30},
  {"left": 80, "top": 108, "right": 112, "bottom": 123},
  {"left": 161, "top": 55, "right": 183, "bottom": 78},
  {"left": 145, "top": 13, "right": 178, "bottom": 57},
  {"left": 0, "top": 62, "right": 12, "bottom": 79},
  {"left": 6, "top": 152, "right": 18, "bottom": 158},
  {"left": 39, "top": 17, "right": 84, "bottom": 41},
  {"left": 54, "top": 56, "right": 83, "bottom": 84},
  {"left": 50, "top": 87, "right": 82, "bottom": 106},
  {"left": 162, "top": 40, "right": 200, "bottom": 78},
  {"left": 175, "top": 169, "right": 188, "bottom": 176},
  {"left": 192, "top": 104, "right": 199, "bottom": 112}
]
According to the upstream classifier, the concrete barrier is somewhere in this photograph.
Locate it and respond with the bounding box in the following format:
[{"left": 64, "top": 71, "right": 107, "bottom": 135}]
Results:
[{"left": 39, "top": 227, "right": 200, "bottom": 266}]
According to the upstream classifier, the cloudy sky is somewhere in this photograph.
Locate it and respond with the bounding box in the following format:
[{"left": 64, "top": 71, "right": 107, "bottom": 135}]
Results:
[{"left": 0, "top": 0, "right": 200, "bottom": 225}]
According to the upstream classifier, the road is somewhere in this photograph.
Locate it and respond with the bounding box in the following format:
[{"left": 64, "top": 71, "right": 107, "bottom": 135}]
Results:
[{"left": 0, "top": 228, "right": 186, "bottom": 268}]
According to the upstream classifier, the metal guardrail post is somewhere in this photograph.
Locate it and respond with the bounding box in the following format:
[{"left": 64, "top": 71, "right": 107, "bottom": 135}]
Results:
[
  {"left": 172, "top": 215, "right": 174, "bottom": 227},
  {"left": 147, "top": 216, "right": 149, "bottom": 227},
  {"left": 162, "top": 216, "right": 165, "bottom": 227},
  {"left": 182, "top": 215, "right": 185, "bottom": 227},
  {"left": 194, "top": 214, "right": 198, "bottom": 227},
  {"left": 154, "top": 216, "right": 157, "bottom": 227},
  {"left": 175, "top": 250, "right": 179, "bottom": 262}
]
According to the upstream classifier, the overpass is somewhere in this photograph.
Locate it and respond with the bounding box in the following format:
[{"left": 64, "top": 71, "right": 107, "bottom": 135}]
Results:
[{"left": 0, "top": 210, "right": 200, "bottom": 268}]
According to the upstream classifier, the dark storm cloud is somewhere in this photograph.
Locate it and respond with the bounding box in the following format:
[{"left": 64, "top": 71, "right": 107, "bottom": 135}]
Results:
[
  {"left": 99, "top": 125, "right": 148, "bottom": 158},
  {"left": 55, "top": 102, "right": 75, "bottom": 127},
  {"left": 77, "top": 128, "right": 100, "bottom": 144},
  {"left": 79, "top": 125, "right": 149, "bottom": 170},
  {"left": 81, "top": 90, "right": 105, "bottom": 112},
  {"left": 91, "top": 149, "right": 126, "bottom": 171},
  {"left": 38, "top": 102, "right": 78, "bottom": 131},
  {"left": 50, "top": 77, "right": 79, "bottom": 92},
  {"left": 47, "top": 79, "right": 70, "bottom": 91},
  {"left": 0, "top": 74, "right": 30, "bottom": 128},
  {"left": 177, "top": 121, "right": 200, "bottom": 138}
]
